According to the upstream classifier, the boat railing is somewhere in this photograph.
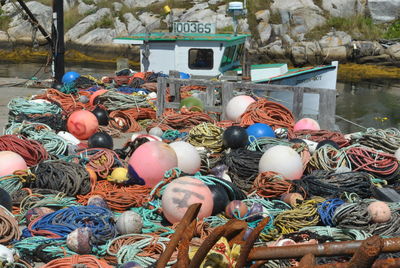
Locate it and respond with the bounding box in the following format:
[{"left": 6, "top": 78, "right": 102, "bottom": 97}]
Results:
[{"left": 156, "top": 76, "right": 336, "bottom": 130}]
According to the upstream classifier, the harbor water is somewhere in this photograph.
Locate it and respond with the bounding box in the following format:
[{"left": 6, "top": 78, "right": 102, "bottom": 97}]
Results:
[{"left": 1, "top": 62, "right": 399, "bottom": 134}]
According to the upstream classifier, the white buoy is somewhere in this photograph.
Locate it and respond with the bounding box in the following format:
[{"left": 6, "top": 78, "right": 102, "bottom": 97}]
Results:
[
  {"left": 259, "top": 145, "right": 303, "bottom": 180},
  {"left": 169, "top": 141, "right": 201, "bottom": 174}
]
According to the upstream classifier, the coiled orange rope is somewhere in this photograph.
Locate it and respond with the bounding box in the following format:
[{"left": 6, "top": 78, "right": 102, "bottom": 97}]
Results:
[
  {"left": 77, "top": 180, "right": 150, "bottom": 212},
  {"left": 42, "top": 255, "right": 112, "bottom": 268},
  {"left": 35, "top": 89, "right": 91, "bottom": 114},
  {"left": 108, "top": 110, "right": 142, "bottom": 133},
  {"left": 240, "top": 98, "right": 295, "bottom": 130},
  {"left": 155, "top": 108, "right": 214, "bottom": 132},
  {"left": 251, "top": 171, "right": 305, "bottom": 199}
]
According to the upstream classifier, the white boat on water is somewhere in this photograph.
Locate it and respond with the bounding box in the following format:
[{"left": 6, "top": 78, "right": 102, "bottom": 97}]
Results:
[{"left": 113, "top": 2, "right": 338, "bottom": 116}]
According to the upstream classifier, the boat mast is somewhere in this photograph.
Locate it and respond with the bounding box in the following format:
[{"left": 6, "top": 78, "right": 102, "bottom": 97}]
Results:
[{"left": 52, "top": 0, "right": 65, "bottom": 83}]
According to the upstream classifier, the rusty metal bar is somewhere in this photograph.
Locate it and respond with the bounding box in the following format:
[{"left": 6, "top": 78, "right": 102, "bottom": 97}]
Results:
[
  {"left": 298, "top": 253, "right": 316, "bottom": 267},
  {"left": 347, "top": 236, "right": 383, "bottom": 268},
  {"left": 248, "top": 237, "right": 400, "bottom": 261},
  {"left": 156, "top": 203, "right": 201, "bottom": 268}
]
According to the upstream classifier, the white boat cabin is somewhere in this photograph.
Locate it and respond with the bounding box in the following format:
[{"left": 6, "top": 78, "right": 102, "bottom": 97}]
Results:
[{"left": 113, "top": 33, "right": 248, "bottom": 77}]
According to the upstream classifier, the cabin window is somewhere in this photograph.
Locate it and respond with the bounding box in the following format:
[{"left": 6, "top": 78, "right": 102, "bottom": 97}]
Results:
[
  {"left": 188, "top": 49, "right": 213, "bottom": 69},
  {"left": 221, "top": 46, "right": 236, "bottom": 67},
  {"left": 234, "top": 44, "right": 244, "bottom": 62}
]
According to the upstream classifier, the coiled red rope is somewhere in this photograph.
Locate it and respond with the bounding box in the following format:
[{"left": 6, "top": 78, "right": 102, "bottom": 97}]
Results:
[
  {"left": 346, "top": 145, "right": 399, "bottom": 176},
  {"left": 35, "top": 89, "right": 91, "bottom": 114},
  {"left": 289, "top": 129, "right": 350, "bottom": 148},
  {"left": 0, "top": 135, "right": 48, "bottom": 166}
]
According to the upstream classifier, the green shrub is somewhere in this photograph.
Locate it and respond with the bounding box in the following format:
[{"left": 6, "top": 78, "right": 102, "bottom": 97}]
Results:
[
  {"left": 384, "top": 20, "right": 400, "bottom": 39},
  {"left": 0, "top": 10, "right": 11, "bottom": 31},
  {"left": 305, "top": 15, "right": 384, "bottom": 40}
]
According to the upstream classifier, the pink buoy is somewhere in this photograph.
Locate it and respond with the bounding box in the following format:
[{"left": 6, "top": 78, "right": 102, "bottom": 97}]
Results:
[
  {"left": 259, "top": 145, "right": 303, "bottom": 180},
  {"left": 161, "top": 176, "right": 213, "bottom": 224},
  {"left": 226, "top": 95, "right": 255, "bottom": 122},
  {"left": 67, "top": 110, "right": 99, "bottom": 140},
  {"left": 293, "top": 118, "right": 321, "bottom": 131},
  {"left": 66, "top": 227, "right": 92, "bottom": 254},
  {"left": 368, "top": 201, "right": 391, "bottom": 223},
  {"left": 128, "top": 141, "right": 177, "bottom": 187},
  {"left": 0, "top": 151, "right": 27, "bottom": 176}
]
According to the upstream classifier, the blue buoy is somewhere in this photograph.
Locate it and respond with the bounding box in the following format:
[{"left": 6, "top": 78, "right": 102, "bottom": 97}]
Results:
[
  {"left": 179, "top": 72, "right": 191, "bottom": 79},
  {"left": 246, "top": 123, "right": 275, "bottom": 142},
  {"left": 62, "top": 71, "right": 80, "bottom": 84}
]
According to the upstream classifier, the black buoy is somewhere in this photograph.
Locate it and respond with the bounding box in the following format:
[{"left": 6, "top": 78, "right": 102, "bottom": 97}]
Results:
[
  {"left": 223, "top": 126, "right": 248, "bottom": 149},
  {"left": 91, "top": 106, "right": 109, "bottom": 126},
  {"left": 208, "top": 183, "right": 230, "bottom": 215},
  {"left": 316, "top": 139, "right": 340, "bottom": 150},
  {"left": 0, "top": 187, "right": 12, "bottom": 212},
  {"left": 88, "top": 132, "right": 114, "bottom": 150}
]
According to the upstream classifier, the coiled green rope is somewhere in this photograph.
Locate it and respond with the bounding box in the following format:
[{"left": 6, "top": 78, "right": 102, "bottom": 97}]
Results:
[{"left": 8, "top": 98, "right": 62, "bottom": 116}]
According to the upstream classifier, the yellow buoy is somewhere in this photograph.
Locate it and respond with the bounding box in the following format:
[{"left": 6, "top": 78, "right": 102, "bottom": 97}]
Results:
[
  {"left": 163, "top": 5, "right": 171, "bottom": 14},
  {"left": 107, "top": 167, "right": 129, "bottom": 184}
]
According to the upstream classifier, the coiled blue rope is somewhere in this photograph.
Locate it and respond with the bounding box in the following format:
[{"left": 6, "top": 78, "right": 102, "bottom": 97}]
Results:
[
  {"left": 22, "top": 206, "right": 117, "bottom": 244},
  {"left": 317, "top": 198, "right": 345, "bottom": 226}
]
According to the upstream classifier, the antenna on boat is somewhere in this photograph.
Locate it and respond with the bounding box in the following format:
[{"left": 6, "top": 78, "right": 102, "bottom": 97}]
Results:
[{"left": 227, "top": 1, "right": 247, "bottom": 36}]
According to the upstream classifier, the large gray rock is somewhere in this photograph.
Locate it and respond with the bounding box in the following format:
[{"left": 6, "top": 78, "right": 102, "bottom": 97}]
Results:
[
  {"left": 352, "top": 41, "right": 383, "bottom": 57},
  {"left": 319, "top": 31, "right": 352, "bottom": 48},
  {"left": 75, "top": 28, "right": 116, "bottom": 46},
  {"left": 181, "top": 8, "right": 215, "bottom": 23},
  {"left": 138, "top": 12, "right": 160, "bottom": 31},
  {"left": 322, "top": 46, "right": 348, "bottom": 62},
  {"left": 368, "top": 0, "right": 400, "bottom": 22},
  {"left": 238, "top": 18, "right": 249, "bottom": 33},
  {"left": 113, "top": 2, "right": 123, "bottom": 12},
  {"left": 123, "top": 0, "right": 158, "bottom": 8},
  {"left": 0, "top": 31, "right": 9, "bottom": 41},
  {"left": 387, "top": 44, "right": 400, "bottom": 60},
  {"left": 290, "top": 8, "right": 326, "bottom": 32},
  {"left": 114, "top": 17, "right": 128, "bottom": 37},
  {"left": 265, "top": 39, "right": 287, "bottom": 59},
  {"left": 180, "top": 3, "right": 209, "bottom": 21},
  {"left": 291, "top": 41, "right": 322, "bottom": 65},
  {"left": 65, "top": 8, "right": 111, "bottom": 41},
  {"left": 257, "top": 22, "right": 272, "bottom": 44},
  {"left": 271, "top": 0, "right": 321, "bottom": 12},
  {"left": 322, "top": 0, "right": 365, "bottom": 18},
  {"left": 77, "top": 1, "right": 96, "bottom": 15},
  {"left": 124, "top": 13, "right": 145, "bottom": 35},
  {"left": 255, "top": 10, "right": 270, "bottom": 22},
  {"left": 8, "top": 1, "right": 52, "bottom": 41}
]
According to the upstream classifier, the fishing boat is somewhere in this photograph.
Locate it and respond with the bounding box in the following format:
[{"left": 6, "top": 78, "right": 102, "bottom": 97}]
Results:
[{"left": 112, "top": 2, "right": 338, "bottom": 115}]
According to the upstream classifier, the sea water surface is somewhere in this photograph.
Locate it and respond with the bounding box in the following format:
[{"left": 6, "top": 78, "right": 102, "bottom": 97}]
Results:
[{"left": 1, "top": 62, "right": 400, "bottom": 134}]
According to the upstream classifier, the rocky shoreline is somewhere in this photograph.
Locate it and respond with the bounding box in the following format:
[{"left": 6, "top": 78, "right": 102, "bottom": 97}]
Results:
[{"left": 0, "top": 0, "right": 399, "bottom": 66}]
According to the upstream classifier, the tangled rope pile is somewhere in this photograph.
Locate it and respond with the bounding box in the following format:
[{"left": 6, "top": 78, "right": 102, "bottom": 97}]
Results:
[
  {"left": 29, "top": 161, "right": 91, "bottom": 196},
  {"left": 5, "top": 122, "right": 70, "bottom": 155},
  {"left": 348, "top": 127, "right": 400, "bottom": 154},
  {"left": 188, "top": 123, "right": 223, "bottom": 152},
  {"left": 77, "top": 180, "right": 150, "bottom": 212},
  {"left": 251, "top": 171, "right": 305, "bottom": 198},
  {"left": 24, "top": 206, "right": 117, "bottom": 243},
  {"left": 240, "top": 98, "right": 295, "bottom": 130},
  {"left": 0, "top": 135, "right": 48, "bottom": 166},
  {"left": 34, "top": 89, "right": 91, "bottom": 114},
  {"left": 0, "top": 205, "right": 21, "bottom": 244},
  {"left": 42, "top": 254, "right": 112, "bottom": 268},
  {"left": 96, "top": 91, "right": 151, "bottom": 111},
  {"left": 290, "top": 129, "right": 350, "bottom": 148},
  {"left": 295, "top": 170, "right": 374, "bottom": 198}
]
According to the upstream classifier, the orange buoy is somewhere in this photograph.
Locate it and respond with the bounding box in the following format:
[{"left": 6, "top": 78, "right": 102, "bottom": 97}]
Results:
[{"left": 67, "top": 110, "right": 99, "bottom": 140}]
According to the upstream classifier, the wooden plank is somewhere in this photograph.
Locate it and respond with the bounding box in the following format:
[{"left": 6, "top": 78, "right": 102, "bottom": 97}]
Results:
[
  {"left": 221, "top": 82, "right": 234, "bottom": 120},
  {"left": 169, "top": 70, "right": 181, "bottom": 102},
  {"left": 206, "top": 85, "right": 215, "bottom": 107},
  {"left": 318, "top": 89, "right": 336, "bottom": 130},
  {"left": 292, "top": 87, "right": 304, "bottom": 120},
  {"left": 156, "top": 77, "right": 167, "bottom": 117}
]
